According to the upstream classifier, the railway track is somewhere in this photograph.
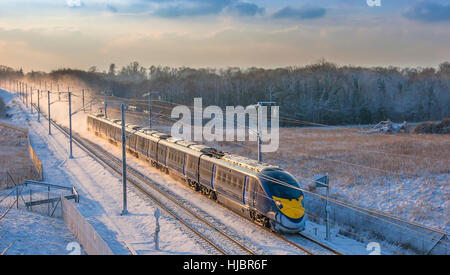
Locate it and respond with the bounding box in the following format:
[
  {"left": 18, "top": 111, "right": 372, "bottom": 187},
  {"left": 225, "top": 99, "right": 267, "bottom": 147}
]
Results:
[
  {"left": 78, "top": 134, "right": 338, "bottom": 255},
  {"left": 297, "top": 233, "right": 342, "bottom": 255},
  {"left": 34, "top": 105, "right": 340, "bottom": 255},
  {"left": 44, "top": 116, "right": 255, "bottom": 255},
  {"left": 103, "top": 110, "right": 343, "bottom": 255}
]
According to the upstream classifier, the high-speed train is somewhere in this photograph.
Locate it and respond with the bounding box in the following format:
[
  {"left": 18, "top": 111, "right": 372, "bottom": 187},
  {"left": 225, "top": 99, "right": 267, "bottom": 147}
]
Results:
[{"left": 87, "top": 113, "right": 306, "bottom": 233}]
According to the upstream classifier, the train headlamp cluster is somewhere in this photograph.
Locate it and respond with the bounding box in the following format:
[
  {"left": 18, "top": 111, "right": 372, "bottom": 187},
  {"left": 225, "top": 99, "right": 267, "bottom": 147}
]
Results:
[{"left": 274, "top": 200, "right": 283, "bottom": 209}]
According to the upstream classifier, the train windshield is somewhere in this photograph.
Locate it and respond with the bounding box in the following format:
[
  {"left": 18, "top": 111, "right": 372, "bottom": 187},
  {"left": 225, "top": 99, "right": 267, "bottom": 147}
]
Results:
[{"left": 259, "top": 170, "right": 302, "bottom": 199}]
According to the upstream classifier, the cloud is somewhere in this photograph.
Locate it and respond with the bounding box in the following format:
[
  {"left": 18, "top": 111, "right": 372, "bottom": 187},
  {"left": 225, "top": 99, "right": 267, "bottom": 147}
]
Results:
[
  {"left": 228, "top": 2, "right": 264, "bottom": 16},
  {"left": 153, "top": 0, "right": 232, "bottom": 18},
  {"left": 404, "top": 2, "right": 450, "bottom": 23},
  {"left": 151, "top": 0, "right": 264, "bottom": 18},
  {"left": 272, "top": 6, "right": 326, "bottom": 20},
  {"left": 66, "top": 0, "right": 83, "bottom": 8}
]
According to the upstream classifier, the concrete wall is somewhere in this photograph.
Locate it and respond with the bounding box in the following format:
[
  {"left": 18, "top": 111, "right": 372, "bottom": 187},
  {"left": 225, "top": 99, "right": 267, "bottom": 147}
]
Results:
[
  {"left": 61, "top": 197, "right": 114, "bottom": 255},
  {"left": 305, "top": 195, "right": 448, "bottom": 255}
]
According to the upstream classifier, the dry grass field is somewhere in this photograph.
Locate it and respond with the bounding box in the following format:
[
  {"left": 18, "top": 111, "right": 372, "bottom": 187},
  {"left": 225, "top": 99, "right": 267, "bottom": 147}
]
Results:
[
  {"left": 223, "top": 127, "right": 449, "bottom": 182},
  {"left": 0, "top": 122, "right": 37, "bottom": 188},
  {"left": 210, "top": 127, "right": 449, "bottom": 231}
]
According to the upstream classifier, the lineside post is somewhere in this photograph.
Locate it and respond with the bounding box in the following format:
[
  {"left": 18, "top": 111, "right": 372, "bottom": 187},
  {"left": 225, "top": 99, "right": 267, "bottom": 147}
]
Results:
[
  {"left": 37, "top": 89, "right": 41, "bottom": 122},
  {"left": 30, "top": 87, "right": 33, "bottom": 114},
  {"left": 154, "top": 209, "right": 160, "bottom": 250},
  {"left": 48, "top": 90, "right": 51, "bottom": 135},
  {"left": 315, "top": 174, "right": 330, "bottom": 241},
  {"left": 121, "top": 103, "right": 128, "bottom": 215},
  {"left": 25, "top": 83, "right": 28, "bottom": 108},
  {"left": 104, "top": 91, "right": 108, "bottom": 119},
  {"left": 255, "top": 101, "right": 276, "bottom": 162},
  {"left": 82, "top": 89, "right": 85, "bottom": 113},
  {"left": 69, "top": 91, "right": 73, "bottom": 159}
]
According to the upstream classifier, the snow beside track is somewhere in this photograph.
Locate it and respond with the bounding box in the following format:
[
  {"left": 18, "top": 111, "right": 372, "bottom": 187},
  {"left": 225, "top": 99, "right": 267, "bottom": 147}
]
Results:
[
  {"left": 0, "top": 206, "right": 83, "bottom": 255},
  {"left": 0, "top": 90, "right": 206, "bottom": 255}
]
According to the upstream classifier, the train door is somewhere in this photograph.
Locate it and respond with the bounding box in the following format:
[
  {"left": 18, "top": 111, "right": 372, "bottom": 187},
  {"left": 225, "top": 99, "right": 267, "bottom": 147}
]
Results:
[
  {"left": 211, "top": 164, "right": 217, "bottom": 190},
  {"left": 162, "top": 146, "right": 167, "bottom": 165},
  {"left": 183, "top": 154, "right": 187, "bottom": 175},
  {"left": 243, "top": 176, "right": 249, "bottom": 205},
  {"left": 156, "top": 142, "right": 160, "bottom": 163},
  {"left": 251, "top": 178, "right": 257, "bottom": 208}
]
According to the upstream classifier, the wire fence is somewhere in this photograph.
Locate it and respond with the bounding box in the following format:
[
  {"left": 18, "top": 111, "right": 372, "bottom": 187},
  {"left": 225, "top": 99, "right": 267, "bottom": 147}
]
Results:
[{"left": 0, "top": 181, "right": 79, "bottom": 218}]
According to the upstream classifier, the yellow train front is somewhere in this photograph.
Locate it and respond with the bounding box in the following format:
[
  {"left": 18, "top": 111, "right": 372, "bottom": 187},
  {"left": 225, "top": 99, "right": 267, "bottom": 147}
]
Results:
[{"left": 257, "top": 168, "right": 306, "bottom": 233}]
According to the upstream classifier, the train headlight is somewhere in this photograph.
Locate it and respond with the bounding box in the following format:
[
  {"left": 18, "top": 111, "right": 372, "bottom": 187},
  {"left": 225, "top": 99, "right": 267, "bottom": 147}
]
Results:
[{"left": 274, "top": 200, "right": 283, "bottom": 209}]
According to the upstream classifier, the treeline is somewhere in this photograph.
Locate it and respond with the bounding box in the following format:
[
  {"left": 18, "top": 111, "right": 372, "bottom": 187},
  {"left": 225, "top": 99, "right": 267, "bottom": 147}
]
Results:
[{"left": 2, "top": 61, "right": 450, "bottom": 125}]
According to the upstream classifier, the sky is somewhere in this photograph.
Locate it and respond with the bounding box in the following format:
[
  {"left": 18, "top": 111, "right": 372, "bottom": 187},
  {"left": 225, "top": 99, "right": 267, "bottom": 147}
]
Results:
[{"left": 0, "top": 0, "right": 449, "bottom": 72}]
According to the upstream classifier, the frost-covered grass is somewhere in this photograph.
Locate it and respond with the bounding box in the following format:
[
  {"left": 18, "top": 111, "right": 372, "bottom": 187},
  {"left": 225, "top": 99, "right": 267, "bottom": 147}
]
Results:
[
  {"left": 210, "top": 128, "right": 449, "bottom": 232},
  {"left": 0, "top": 207, "right": 82, "bottom": 255}
]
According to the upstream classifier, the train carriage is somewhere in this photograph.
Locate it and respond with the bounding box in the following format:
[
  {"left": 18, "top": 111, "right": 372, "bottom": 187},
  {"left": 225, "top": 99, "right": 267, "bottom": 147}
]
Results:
[
  {"left": 164, "top": 138, "right": 187, "bottom": 176},
  {"left": 135, "top": 132, "right": 149, "bottom": 157},
  {"left": 185, "top": 146, "right": 203, "bottom": 184}
]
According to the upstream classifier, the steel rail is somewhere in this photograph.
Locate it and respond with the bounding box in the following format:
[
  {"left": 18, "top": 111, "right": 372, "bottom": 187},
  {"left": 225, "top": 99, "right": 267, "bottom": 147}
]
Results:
[
  {"left": 46, "top": 116, "right": 254, "bottom": 255},
  {"left": 297, "top": 233, "right": 342, "bottom": 255}
]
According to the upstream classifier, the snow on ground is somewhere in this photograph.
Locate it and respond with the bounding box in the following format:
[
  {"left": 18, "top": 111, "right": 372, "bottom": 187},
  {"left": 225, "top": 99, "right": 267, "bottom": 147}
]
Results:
[
  {"left": 330, "top": 174, "right": 449, "bottom": 232},
  {"left": 0, "top": 206, "right": 84, "bottom": 255},
  {"left": 0, "top": 90, "right": 207, "bottom": 255}
]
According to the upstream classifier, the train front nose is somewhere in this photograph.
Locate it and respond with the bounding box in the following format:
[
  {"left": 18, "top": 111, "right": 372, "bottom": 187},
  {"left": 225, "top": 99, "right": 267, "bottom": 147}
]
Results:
[{"left": 273, "top": 196, "right": 306, "bottom": 233}]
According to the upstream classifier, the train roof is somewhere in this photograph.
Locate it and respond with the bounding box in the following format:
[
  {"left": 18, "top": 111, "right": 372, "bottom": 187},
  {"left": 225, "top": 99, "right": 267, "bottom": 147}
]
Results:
[
  {"left": 88, "top": 113, "right": 280, "bottom": 173},
  {"left": 222, "top": 154, "right": 278, "bottom": 173}
]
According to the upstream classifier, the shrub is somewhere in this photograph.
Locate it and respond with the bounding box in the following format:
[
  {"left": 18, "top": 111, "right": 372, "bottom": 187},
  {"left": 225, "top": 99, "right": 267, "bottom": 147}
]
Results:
[
  {"left": 414, "top": 118, "right": 450, "bottom": 134},
  {"left": 437, "top": 118, "right": 450, "bottom": 134},
  {"left": 413, "top": 122, "right": 434, "bottom": 134}
]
